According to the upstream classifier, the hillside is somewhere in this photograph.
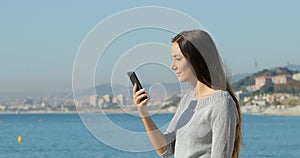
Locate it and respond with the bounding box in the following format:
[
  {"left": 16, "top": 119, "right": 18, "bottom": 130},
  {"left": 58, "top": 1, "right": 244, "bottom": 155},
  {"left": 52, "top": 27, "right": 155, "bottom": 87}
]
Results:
[{"left": 232, "top": 67, "right": 300, "bottom": 94}]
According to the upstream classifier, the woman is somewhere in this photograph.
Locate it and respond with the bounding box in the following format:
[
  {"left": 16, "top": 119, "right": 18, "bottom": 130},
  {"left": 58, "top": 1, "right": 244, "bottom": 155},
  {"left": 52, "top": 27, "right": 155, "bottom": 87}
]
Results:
[{"left": 133, "top": 30, "right": 242, "bottom": 158}]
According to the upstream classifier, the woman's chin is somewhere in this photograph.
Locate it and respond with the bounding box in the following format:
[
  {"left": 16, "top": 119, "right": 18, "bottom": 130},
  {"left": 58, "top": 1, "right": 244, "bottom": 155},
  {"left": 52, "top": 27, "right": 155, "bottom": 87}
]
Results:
[{"left": 178, "top": 78, "right": 186, "bottom": 83}]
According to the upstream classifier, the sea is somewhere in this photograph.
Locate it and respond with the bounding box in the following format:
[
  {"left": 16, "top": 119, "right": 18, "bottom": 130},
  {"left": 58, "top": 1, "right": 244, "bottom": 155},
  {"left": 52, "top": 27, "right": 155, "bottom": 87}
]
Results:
[{"left": 0, "top": 113, "right": 299, "bottom": 158}]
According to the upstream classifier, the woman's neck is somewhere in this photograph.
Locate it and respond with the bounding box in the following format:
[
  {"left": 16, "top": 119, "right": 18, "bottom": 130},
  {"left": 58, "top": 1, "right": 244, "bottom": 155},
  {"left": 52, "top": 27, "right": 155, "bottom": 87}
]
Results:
[{"left": 192, "top": 81, "right": 222, "bottom": 99}]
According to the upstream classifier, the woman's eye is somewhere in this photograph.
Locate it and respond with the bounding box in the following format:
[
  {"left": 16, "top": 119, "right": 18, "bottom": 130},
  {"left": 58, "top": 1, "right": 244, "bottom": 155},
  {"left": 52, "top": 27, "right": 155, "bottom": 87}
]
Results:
[{"left": 171, "top": 56, "right": 182, "bottom": 61}]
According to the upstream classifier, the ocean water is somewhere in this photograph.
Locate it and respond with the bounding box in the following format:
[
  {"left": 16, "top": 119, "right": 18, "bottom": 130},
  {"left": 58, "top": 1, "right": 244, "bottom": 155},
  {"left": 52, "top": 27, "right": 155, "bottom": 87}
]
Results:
[{"left": 0, "top": 114, "right": 299, "bottom": 158}]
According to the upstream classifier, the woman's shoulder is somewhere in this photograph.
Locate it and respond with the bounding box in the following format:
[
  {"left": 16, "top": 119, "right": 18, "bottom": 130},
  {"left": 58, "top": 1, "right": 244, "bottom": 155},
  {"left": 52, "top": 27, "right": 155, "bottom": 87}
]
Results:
[
  {"left": 182, "top": 90, "right": 196, "bottom": 102},
  {"left": 191, "top": 90, "right": 231, "bottom": 108},
  {"left": 176, "top": 90, "right": 195, "bottom": 108},
  {"left": 210, "top": 91, "right": 239, "bottom": 120}
]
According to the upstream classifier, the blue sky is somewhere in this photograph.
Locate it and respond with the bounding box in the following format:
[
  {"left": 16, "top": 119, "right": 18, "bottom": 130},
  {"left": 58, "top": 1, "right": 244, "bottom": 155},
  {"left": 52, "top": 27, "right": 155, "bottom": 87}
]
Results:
[{"left": 1, "top": 0, "right": 300, "bottom": 96}]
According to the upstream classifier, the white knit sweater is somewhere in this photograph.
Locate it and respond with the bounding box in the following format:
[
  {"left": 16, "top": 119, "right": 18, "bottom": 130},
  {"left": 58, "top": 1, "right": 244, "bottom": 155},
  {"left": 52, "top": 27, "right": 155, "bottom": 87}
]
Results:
[{"left": 161, "top": 90, "right": 238, "bottom": 158}]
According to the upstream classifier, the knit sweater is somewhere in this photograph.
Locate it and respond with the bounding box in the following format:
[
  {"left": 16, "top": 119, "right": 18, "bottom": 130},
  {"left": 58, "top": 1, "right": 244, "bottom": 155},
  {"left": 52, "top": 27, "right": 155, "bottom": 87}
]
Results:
[{"left": 160, "top": 90, "right": 238, "bottom": 158}]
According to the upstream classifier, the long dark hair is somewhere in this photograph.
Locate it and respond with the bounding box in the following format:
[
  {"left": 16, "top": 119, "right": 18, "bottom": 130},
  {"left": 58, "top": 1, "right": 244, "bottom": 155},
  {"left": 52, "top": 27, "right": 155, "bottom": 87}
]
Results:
[{"left": 172, "top": 30, "right": 242, "bottom": 158}]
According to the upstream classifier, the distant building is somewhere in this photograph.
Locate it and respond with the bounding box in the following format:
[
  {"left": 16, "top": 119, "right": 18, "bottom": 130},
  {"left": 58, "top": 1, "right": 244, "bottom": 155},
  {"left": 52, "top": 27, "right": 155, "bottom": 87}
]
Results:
[
  {"left": 252, "top": 100, "right": 268, "bottom": 106},
  {"left": 254, "top": 76, "right": 271, "bottom": 90},
  {"left": 103, "top": 94, "right": 112, "bottom": 103},
  {"left": 0, "top": 105, "right": 6, "bottom": 111},
  {"left": 116, "top": 94, "right": 126, "bottom": 105},
  {"left": 41, "top": 102, "right": 46, "bottom": 107},
  {"left": 235, "top": 91, "right": 249, "bottom": 103},
  {"left": 75, "top": 100, "right": 82, "bottom": 107},
  {"left": 23, "top": 98, "right": 33, "bottom": 105},
  {"left": 272, "top": 74, "right": 292, "bottom": 84},
  {"left": 112, "top": 98, "right": 118, "bottom": 104},
  {"left": 98, "top": 98, "right": 105, "bottom": 106},
  {"left": 292, "top": 73, "right": 300, "bottom": 81},
  {"left": 89, "top": 95, "right": 99, "bottom": 107}
]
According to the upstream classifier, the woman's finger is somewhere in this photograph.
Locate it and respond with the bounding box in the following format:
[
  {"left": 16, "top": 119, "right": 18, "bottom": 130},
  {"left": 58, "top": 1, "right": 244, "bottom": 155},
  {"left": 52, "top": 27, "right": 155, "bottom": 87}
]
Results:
[
  {"left": 134, "top": 88, "right": 146, "bottom": 99},
  {"left": 135, "top": 93, "right": 147, "bottom": 104},
  {"left": 140, "top": 98, "right": 150, "bottom": 105},
  {"left": 133, "top": 83, "right": 137, "bottom": 94},
  {"left": 136, "top": 93, "right": 148, "bottom": 102}
]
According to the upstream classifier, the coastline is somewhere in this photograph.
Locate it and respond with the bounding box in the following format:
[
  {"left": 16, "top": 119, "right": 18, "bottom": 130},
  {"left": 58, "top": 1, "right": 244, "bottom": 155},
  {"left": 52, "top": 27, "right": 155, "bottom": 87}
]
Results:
[
  {"left": 1, "top": 106, "right": 300, "bottom": 116},
  {"left": 0, "top": 109, "right": 175, "bottom": 115},
  {"left": 240, "top": 105, "right": 300, "bottom": 116}
]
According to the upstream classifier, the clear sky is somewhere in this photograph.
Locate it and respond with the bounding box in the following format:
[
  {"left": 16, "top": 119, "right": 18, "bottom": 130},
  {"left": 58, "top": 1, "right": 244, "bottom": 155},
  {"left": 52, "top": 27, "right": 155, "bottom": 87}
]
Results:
[{"left": 1, "top": 0, "right": 300, "bottom": 96}]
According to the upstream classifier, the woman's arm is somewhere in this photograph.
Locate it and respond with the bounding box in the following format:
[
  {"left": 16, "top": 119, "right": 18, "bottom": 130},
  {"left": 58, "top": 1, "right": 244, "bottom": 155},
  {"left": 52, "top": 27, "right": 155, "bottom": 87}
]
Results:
[
  {"left": 133, "top": 83, "right": 168, "bottom": 154},
  {"left": 140, "top": 117, "right": 168, "bottom": 154},
  {"left": 211, "top": 99, "right": 238, "bottom": 157}
]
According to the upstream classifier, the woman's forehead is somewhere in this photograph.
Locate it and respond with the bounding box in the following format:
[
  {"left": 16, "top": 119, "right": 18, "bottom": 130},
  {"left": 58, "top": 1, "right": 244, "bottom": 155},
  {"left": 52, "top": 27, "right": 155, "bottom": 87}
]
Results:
[{"left": 171, "top": 43, "right": 183, "bottom": 55}]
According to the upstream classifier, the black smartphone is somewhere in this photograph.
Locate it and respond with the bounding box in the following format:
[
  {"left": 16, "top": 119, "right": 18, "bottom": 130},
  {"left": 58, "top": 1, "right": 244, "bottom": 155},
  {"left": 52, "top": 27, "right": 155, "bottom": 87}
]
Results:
[{"left": 127, "top": 71, "right": 147, "bottom": 101}]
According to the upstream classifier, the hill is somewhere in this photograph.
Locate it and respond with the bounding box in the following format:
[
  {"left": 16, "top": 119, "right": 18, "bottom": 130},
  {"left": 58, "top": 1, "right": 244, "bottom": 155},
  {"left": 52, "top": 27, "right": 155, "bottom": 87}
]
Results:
[
  {"left": 232, "top": 67, "right": 300, "bottom": 94},
  {"left": 230, "top": 73, "right": 251, "bottom": 83},
  {"left": 287, "top": 64, "right": 300, "bottom": 72}
]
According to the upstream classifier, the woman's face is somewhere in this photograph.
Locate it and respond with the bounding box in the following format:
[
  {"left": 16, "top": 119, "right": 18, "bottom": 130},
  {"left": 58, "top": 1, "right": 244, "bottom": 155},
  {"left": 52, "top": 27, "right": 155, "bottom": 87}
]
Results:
[{"left": 170, "top": 42, "right": 197, "bottom": 84}]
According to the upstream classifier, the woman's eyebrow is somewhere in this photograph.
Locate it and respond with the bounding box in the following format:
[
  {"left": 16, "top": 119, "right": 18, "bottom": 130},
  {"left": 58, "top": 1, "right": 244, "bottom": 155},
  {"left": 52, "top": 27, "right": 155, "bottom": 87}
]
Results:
[{"left": 171, "top": 55, "right": 182, "bottom": 58}]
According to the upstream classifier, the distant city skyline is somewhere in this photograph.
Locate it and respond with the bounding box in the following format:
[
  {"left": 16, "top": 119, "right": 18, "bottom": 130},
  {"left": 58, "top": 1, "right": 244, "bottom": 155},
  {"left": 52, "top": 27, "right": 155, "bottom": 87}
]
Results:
[{"left": 1, "top": 1, "right": 300, "bottom": 96}]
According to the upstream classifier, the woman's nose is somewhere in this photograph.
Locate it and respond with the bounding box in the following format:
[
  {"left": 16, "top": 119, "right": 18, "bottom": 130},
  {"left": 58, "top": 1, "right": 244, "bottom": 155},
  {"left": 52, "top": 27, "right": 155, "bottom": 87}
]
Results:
[{"left": 170, "top": 62, "right": 177, "bottom": 70}]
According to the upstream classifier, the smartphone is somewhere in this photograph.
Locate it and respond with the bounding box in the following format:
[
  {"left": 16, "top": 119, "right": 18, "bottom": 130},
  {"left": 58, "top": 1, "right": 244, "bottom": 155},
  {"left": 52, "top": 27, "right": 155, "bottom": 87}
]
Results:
[{"left": 127, "top": 71, "right": 147, "bottom": 101}]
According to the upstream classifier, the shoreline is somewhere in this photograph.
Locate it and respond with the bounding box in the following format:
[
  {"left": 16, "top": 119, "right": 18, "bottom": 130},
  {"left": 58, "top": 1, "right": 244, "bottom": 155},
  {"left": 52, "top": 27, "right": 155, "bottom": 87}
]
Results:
[
  {"left": 0, "top": 109, "right": 176, "bottom": 115},
  {"left": 1, "top": 106, "right": 300, "bottom": 116},
  {"left": 240, "top": 105, "right": 300, "bottom": 116}
]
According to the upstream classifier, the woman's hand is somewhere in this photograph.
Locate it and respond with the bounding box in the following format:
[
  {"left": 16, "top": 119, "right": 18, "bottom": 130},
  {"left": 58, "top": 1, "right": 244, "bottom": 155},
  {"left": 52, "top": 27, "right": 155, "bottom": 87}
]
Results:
[{"left": 133, "top": 83, "right": 150, "bottom": 117}]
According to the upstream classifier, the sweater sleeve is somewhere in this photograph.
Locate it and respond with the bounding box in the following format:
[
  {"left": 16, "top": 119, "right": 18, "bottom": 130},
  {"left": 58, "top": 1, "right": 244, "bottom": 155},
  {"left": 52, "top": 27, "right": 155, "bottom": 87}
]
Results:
[
  {"left": 160, "top": 106, "right": 181, "bottom": 158},
  {"left": 160, "top": 131, "right": 176, "bottom": 157},
  {"left": 211, "top": 98, "right": 238, "bottom": 158},
  {"left": 160, "top": 92, "right": 192, "bottom": 157}
]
